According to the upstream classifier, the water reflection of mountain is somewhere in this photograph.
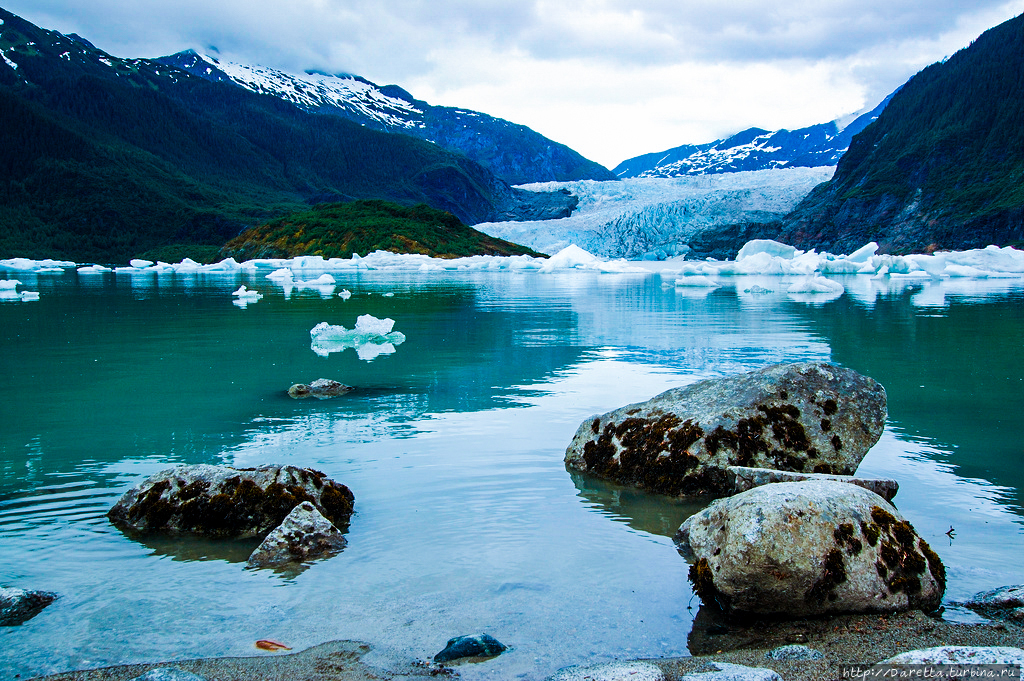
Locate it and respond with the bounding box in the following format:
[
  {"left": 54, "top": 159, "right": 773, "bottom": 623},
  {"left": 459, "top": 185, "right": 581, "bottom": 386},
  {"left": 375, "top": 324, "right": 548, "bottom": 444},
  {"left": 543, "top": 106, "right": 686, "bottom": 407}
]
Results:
[
  {"left": 569, "top": 469, "right": 707, "bottom": 538},
  {"left": 797, "top": 286, "right": 1024, "bottom": 511}
]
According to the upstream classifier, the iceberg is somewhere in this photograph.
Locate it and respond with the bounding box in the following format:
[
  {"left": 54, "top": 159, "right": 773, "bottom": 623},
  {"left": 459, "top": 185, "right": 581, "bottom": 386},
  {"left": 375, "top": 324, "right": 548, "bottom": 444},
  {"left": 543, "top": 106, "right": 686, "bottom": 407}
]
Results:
[
  {"left": 674, "top": 275, "right": 720, "bottom": 288},
  {"left": 0, "top": 279, "right": 21, "bottom": 290},
  {"left": 231, "top": 285, "right": 263, "bottom": 301},
  {"left": 309, "top": 315, "right": 406, "bottom": 360}
]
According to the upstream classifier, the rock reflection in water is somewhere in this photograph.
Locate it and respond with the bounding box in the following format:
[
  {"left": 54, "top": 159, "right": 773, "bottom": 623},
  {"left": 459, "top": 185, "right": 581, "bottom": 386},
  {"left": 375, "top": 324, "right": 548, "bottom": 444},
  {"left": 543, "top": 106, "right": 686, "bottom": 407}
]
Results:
[
  {"left": 132, "top": 534, "right": 262, "bottom": 565},
  {"left": 568, "top": 469, "right": 708, "bottom": 538}
]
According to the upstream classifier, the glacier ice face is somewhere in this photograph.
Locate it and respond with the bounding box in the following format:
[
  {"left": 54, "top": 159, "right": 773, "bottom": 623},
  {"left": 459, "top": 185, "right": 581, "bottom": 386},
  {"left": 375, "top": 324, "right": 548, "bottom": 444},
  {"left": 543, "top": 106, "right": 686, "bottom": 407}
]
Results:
[{"left": 475, "top": 168, "right": 836, "bottom": 258}]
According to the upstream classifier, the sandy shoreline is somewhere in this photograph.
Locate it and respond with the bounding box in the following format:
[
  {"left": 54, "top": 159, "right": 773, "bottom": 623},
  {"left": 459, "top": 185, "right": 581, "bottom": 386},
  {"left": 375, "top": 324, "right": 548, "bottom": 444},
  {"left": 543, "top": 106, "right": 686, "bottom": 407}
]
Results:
[{"left": 35, "top": 610, "right": 1022, "bottom": 681}]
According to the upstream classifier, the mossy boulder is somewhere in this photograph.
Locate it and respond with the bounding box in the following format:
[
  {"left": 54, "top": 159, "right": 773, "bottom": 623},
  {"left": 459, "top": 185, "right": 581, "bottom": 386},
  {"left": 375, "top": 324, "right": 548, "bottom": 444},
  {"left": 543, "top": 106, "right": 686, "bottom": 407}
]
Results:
[
  {"left": 564, "top": 362, "right": 886, "bottom": 498},
  {"left": 246, "top": 501, "right": 347, "bottom": 569},
  {"left": 675, "top": 480, "right": 945, "bottom": 617},
  {"left": 107, "top": 464, "right": 354, "bottom": 539}
]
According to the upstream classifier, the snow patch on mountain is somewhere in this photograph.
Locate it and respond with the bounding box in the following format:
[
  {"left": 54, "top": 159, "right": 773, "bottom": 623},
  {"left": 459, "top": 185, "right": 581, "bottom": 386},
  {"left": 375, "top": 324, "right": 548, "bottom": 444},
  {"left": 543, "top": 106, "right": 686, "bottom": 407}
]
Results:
[
  {"left": 474, "top": 167, "right": 835, "bottom": 259},
  {"left": 191, "top": 53, "right": 423, "bottom": 130}
]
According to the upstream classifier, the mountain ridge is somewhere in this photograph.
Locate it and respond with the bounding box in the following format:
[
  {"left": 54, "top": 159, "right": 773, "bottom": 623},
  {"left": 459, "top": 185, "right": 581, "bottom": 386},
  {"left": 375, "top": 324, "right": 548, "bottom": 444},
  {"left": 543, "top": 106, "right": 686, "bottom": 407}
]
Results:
[
  {"left": 157, "top": 50, "right": 617, "bottom": 186},
  {"left": 0, "top": 7, "right": 572, "bottom": 262},
  {"left": 773, "top": 12, "right": 1024, "bottom": 254},
  {"left": 613, "top": 94, "right": 894, "bottom": 178}
]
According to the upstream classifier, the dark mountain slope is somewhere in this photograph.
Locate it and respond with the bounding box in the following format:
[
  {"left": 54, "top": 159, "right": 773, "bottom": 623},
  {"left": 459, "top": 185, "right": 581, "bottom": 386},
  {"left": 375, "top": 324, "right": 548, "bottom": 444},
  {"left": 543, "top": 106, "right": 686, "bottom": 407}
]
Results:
[
  {"left": 0, "top": 8, "right": 563, "bottom": 263},
  {"left": 158, "top": 50, "right": 617, "bottom": 185},
  {"left": 776, "top": 13, "right": 1024, "bottom": 253}
]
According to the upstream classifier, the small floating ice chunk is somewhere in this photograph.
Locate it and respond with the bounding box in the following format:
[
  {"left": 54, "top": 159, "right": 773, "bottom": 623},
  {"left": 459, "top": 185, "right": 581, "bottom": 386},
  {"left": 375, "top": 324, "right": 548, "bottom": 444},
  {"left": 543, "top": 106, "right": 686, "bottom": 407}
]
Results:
[
  {"left": 338, "top": 289, "right": 352, "bottom": 300},
  {"left": 20, "top": 291, "right": 40, "bottom": 301},
  {"left": 787, "top": 276, "right": 845, "bottom": 294},
  {"left": 382, "top": 291, "right": 395, "bottom": 297},
  {"left": 0, "top": 279, "right": 21, "bottom": 290},
  {"left": 266, "top": 268, "right": 294, "bottom": 282},
  {"left": 309, "top": 315, "right": 406, "bottom": 360},
  {"left": 77, "top": 264, "right": 111, "bottom": 273},
  {"left": 674, "top": 275, "right": 720, "bottom": 288},
  {"left": 736, "top": 239, "right": 799, "bottom": 260},
  {"left": 130, "top": 259, "right": 153, "bottom": 268},
  {"left": 232, "top": 285, "right": 263, "bottom": 301}
]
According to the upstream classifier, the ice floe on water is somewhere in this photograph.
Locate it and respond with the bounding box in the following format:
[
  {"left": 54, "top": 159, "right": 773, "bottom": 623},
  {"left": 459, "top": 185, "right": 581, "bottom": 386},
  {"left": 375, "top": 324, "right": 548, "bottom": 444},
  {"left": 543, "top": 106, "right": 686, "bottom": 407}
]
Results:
[
  {"left": 309, "top": 315, "right": 407, "bottom": 361},
  {"left": 3, "top": 239, "right": 1024, "bottom": 296},
  {"left": 0, "top": 278, "right": 40, "bottom": 302}
]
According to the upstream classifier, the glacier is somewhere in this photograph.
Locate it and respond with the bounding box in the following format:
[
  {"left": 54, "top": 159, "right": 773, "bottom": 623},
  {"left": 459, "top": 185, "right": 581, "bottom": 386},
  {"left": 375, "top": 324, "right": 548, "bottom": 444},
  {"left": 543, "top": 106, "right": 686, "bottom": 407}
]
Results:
[{"left": 473, "top": 168, "right": 836, "bottom": 259}]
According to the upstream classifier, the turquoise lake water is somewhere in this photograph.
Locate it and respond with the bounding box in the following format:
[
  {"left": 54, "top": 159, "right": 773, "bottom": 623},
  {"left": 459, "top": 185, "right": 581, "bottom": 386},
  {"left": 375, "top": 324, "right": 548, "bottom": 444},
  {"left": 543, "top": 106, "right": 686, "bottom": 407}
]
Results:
[{"left": 1, "top": 267, "right": 1022, "bottom": 679}]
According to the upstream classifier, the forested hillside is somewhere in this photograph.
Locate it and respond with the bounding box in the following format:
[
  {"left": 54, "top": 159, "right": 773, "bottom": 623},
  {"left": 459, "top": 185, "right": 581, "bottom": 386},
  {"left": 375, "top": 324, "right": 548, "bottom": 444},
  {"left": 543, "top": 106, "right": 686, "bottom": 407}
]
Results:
[
  {"left": 0, "top": 8, "right": 553, "bottom": 263},
  {"left": 776, "top": 13, "right": 1024, "bottom": 253}
]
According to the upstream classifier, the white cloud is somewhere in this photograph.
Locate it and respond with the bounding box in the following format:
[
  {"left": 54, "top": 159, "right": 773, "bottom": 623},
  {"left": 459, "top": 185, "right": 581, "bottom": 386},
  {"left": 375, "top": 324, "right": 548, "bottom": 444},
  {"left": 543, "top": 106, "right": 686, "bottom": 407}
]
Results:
[{"left": 5, "top": 0, "right": 1024, "bottom": 168}]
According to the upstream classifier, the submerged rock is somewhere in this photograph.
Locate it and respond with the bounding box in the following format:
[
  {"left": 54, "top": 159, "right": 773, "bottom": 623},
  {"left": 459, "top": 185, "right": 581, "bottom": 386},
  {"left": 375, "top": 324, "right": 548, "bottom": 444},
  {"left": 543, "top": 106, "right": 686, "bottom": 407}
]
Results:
[
  {"left": 288, "top": 379, "right": 353, "bottom": 399},
  {"left": 675, "top": 480, "right": 945, "bottom": 617},
  {"left": 433, "top": 633, "right": 507, "bottom": 663},
  {"left": 0, "top": 587, "right": 57, "bottom": 626},
  {"left": 962, "top": 585, "right": 1024, "bottom": 621},
  {"left": 247, "top": 501, "right": 347, "bottom": 568},
  {"left": 565, "top": 362, "right": 886, "bottom": 498},
  {"left": 107, "top": 464, "right": 354, "bottom": 539},
  {"left": 728, "top": 465, "right": 898, "bottom": 501}
]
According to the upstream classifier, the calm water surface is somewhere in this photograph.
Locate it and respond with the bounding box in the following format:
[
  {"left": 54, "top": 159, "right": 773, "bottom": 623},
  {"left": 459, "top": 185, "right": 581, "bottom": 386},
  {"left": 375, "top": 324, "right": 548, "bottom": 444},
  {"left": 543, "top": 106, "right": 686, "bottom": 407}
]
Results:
[{"left": 1, "top": 267, "right": 1022, "bottom": 679}]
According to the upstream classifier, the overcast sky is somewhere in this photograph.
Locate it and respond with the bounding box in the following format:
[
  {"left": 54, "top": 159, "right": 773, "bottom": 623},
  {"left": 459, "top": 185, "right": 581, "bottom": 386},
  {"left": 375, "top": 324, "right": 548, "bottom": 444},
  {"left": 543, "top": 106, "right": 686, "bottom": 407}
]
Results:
[{"left": 7, "top": 1, "right": 1024, "bottom": 168}]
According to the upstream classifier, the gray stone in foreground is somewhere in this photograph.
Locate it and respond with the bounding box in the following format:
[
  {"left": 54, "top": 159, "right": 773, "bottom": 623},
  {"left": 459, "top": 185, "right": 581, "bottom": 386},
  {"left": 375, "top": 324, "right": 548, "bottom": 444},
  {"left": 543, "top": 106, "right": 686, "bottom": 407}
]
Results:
[
  {"left": 247, "top": 501, "right": 347, "bottom": 568},
  {"left": 128, "top": 668, "right": 210, "bottom": 681},
  {"left": 565, "top": 362, "right": 886, "bottom": 498},
  {"left": 676, "top": 480, "right": 945, "bottom": 617},
  {"left": 765, "top": 644, "right": 824, "bottom": 661},
  {"left": 680, "top": 662, "right": 782, "bottom": 681},
  {"left": 107, "top": 464, "right": 354, "bottom": 539},
  {"left": 547, "top": 660, "right": 665, "bottom": 681},
  {"left": 433, "top": 633, "right": 507, "bottom": 663},
  {"left": 729, "top": 466, "right": 898, "bottom": 501},
  {"left": 0, "top": 586, "right": 57, "bottom": 626},
  {"left": 884, "top": 647, "right": 1024, "bottom": 665}
]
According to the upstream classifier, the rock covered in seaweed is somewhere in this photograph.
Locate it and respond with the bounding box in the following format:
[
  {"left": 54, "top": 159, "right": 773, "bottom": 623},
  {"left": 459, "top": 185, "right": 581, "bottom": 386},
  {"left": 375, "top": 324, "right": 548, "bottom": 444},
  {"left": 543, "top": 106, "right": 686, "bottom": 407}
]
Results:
[
  {"left": 564, "top": 362, "right": 886, "bottom": 498},
  {"left": 246, "top": 501, "right": 347, "bottom": 568},
  {"left": 288, "top": 379, "right": 353, "bottom": 399},
  {"left": 0, "top": 587, "right": 57, "bottom": 626},
  {"left": 674, "top": 480, "right": 945, "bottom": 617},
  {"left": 107, "top": 464, "right": 354, "bottom": 539}
]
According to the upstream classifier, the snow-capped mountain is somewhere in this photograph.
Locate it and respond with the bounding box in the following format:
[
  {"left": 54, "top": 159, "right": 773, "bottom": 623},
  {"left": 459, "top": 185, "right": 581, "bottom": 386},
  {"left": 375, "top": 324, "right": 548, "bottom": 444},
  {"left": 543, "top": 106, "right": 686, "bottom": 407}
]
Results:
[
  {"left": 613, "top": 93, "right": 896, "bottom": 179},
  {"left": 157, "top": 50, "right": 616, "bottom": 186},
  {"left": 475, "top": 167, "right": 835, "bottom": 259}
]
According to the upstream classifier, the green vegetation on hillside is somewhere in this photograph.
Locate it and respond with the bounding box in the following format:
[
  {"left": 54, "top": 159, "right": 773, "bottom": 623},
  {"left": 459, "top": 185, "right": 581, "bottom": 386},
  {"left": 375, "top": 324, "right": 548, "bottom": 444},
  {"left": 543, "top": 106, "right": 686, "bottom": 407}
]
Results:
[
  {"left": 221, "top": 200, "right": 543, "bottom": 260},
  {"left": 0, "top": 8, "right": 520, "bottom": 263},
  {"left": 780, "top": 12, "right": 1024, "bottom": 252}
]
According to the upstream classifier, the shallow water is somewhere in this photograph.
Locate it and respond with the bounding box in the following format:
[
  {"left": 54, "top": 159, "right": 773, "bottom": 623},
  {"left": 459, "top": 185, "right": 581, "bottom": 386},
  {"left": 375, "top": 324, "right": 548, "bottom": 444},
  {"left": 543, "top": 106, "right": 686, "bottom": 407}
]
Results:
[{"left": 1, "top": 267, "right": 1022, "bottom": 679}]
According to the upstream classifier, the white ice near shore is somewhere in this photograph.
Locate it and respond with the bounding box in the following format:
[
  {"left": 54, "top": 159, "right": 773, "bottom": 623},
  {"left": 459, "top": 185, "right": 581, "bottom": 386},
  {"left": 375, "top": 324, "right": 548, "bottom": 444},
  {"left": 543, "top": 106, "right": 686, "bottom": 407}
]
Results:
[
  {"left": 309, "top": 315, "right": 406, "bottom": 360},
  {"left": 3, "top": 236, "right": 1024, "bottom": 290}
]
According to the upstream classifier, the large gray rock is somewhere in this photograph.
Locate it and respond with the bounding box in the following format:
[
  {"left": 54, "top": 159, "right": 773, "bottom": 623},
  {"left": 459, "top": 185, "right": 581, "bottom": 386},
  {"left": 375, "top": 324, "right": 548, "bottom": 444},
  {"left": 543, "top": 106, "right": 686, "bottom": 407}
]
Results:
[
  {"left": 565, "top": 362, "right": 886, "bottom": 498},
  {"left": 0, "top": 587, "right": 57, "bottom": 626},
  {"left": 247, "top": 501, "right": 347, "bottom": 568},
  {"left": 108, "top": 464, "right": 354, "bottom": 539},
  {"left": 675, "top": 480, "right": 945, "bottom": 617},
  {"left": 433, "top": 633, "right": 508, "bottom": 663},
  {"left": 728, "top": 466, "right": 898, "bottom": 501}
]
